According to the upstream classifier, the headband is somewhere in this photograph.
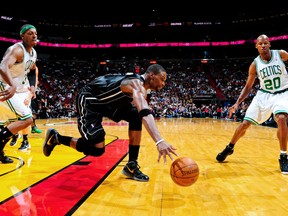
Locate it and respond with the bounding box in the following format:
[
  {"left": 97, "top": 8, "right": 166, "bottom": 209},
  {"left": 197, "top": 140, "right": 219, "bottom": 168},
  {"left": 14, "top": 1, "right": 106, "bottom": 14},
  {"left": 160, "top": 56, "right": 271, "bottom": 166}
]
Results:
[{"left": 20, "top": 25, "right": 36, "bottom": 35}]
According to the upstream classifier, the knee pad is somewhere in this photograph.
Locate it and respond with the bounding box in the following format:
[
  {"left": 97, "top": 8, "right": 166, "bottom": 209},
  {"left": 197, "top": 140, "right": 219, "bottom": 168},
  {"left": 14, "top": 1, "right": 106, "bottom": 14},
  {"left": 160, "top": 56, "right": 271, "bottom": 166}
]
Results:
[
  {"left": 76, "top": 137, "right": 105, "bottom": 156},
  {"left": 113, "top": 106, "right": 142, "bottom": 131},
  {"left": 89, "top": 147, "right": 105, "bottom": 156},
  {"left": 128, "top": 108, "right": 142, "bottom": 131}
]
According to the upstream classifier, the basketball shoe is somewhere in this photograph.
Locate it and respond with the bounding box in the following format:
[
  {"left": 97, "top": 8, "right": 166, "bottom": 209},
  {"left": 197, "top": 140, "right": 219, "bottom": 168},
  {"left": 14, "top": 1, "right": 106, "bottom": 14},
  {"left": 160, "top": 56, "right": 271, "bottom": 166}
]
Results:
[
  {"left": 0, "top": 151, "right": 13, "bottom": 163},
  {"left": 122, "top": 161, "right": 149, "bottom": 182},
  {"left": 31, "top": 126, "right": 42, "bottom": 134},
  {"left": 18, "top": 140, "right": 31, "bottom": 151},
  {"left": 43, "top": 128, "right": 59, "bottom": 157},
  {"left": 216, "top": 145, "right": 234, "bottom": 162},
  {"left": 279, "top": 154, "right": 288, "bottom": 174},
  {"left": 10, "top": 133, "right": 22, "bottom": 146}
]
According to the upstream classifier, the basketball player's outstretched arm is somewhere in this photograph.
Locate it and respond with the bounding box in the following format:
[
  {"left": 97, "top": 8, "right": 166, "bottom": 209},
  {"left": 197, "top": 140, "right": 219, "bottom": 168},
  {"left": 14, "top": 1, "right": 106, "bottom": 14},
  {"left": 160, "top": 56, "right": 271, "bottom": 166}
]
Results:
[
  {"left": 229, "top": 62, "right": 257, "bottom": 115},
  {"left": 131, "top": 85, "right": 178, "bottom": 164}
]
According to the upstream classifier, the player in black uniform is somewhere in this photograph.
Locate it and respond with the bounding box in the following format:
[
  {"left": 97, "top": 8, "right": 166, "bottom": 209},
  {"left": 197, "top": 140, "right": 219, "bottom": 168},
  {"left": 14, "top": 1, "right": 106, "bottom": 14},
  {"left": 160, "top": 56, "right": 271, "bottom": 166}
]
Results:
[{"left": 42, "top": 64, "right": 178, "bottom": 182}]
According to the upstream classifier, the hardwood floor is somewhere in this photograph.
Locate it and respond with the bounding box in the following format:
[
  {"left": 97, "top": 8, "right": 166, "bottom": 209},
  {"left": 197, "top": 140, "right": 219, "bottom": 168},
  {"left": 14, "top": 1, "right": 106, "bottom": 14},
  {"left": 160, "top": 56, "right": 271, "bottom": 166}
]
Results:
[{"left": 0, "top": 117, "right": 288, "bottom": 216}]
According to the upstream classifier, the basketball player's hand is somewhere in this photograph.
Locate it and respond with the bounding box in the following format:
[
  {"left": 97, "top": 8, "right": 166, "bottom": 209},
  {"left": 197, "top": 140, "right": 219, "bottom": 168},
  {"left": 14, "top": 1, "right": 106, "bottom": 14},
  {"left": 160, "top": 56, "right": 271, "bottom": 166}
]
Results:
[
  {"left": 157, "top": 142, "right": 178, "bottom": 164},
  {"left": 0, "top": 85, "right": 16, "bottom": 101},
  {"left": 28, "top": 86, "right": 36, "bottom": 99},
  {"left": 24, "top": 98, "right": 29, "bottom": 105},
  {"left": 228, "top": 104, "right": 239, "bottom": 118}
]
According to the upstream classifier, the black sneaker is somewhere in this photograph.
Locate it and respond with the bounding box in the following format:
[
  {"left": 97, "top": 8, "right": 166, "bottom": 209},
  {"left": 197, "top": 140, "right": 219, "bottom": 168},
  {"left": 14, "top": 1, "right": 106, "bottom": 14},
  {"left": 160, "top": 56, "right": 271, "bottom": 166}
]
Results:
[
  {"left": 122, "top": 161, "right": 149, "bottom": 182},
  {"left": 10, "top": 134, "right": 20, "bottom": 146},
  {"left": 279, "top": 155, "right": 288, "bottom": 174},
  {"left": 216, "top": 145, "right": 234, "bottom": 162},
  {"left": 42, "top": 128, "right": 59, "bottom": 157},
  {"left": 18, "top": 140, "right": 31, "bottom": 151},
  {"left": 0, "top": 151, "right": 13, "bottom": 163}
]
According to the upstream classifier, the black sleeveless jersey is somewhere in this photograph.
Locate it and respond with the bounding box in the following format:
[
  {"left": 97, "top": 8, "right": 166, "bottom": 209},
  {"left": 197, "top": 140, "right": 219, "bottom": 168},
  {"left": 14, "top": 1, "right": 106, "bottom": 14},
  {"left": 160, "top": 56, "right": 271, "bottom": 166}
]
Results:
[{"left": 80, "top": 72, "right": 144, "bottom": 109}]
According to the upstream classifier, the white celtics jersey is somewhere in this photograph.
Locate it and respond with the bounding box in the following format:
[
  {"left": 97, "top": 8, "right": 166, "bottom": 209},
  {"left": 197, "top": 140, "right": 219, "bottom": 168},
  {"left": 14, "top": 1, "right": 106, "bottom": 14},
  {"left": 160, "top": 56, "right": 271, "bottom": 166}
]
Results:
[
  {"left": 255, "top": 50, "right": 288, "bottom": 93},
  {"left": 2, "top": 42, "right": 37, "bottom": 93}
]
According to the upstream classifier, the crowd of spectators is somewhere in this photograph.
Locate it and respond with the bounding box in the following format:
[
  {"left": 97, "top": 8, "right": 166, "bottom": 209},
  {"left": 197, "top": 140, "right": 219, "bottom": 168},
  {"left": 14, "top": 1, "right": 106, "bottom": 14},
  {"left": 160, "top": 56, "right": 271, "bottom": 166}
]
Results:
[{"left": 33, "top": 56, "right": 262, "bottom": 125}]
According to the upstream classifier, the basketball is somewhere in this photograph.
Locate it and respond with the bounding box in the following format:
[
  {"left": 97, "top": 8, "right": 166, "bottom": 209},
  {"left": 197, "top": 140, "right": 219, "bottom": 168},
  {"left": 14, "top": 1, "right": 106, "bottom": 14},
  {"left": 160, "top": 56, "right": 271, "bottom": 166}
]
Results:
[{"left": 170, "top": 157, "right": 199, "bottom": 187}]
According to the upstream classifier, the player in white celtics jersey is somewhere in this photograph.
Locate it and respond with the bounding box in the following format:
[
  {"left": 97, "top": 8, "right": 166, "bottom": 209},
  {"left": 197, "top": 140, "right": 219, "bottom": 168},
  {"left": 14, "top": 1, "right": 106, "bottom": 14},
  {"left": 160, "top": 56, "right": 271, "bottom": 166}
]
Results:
[
  {"left": 216, "top": 34, "right": 288, "bottom": 174},
  {"left": 0, "top": 24, "right": 38, "bottom": 163},
  {"left": 9, "top": 66, "right": 42, "bottom": 150}
]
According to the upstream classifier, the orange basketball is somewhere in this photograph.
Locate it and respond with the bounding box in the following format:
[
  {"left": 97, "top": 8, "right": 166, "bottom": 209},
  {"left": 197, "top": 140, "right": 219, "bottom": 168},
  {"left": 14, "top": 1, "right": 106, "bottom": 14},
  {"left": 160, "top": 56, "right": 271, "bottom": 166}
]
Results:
[{"left": 170, "top": 157, "right": 199, "bottom": 187}]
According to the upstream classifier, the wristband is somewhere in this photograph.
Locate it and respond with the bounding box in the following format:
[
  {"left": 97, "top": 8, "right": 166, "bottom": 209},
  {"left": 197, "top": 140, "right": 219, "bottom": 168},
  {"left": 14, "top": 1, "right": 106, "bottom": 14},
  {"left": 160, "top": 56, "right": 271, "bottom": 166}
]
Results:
[{"left": 156, "top": 139, "right": 164, "bottom": 146}]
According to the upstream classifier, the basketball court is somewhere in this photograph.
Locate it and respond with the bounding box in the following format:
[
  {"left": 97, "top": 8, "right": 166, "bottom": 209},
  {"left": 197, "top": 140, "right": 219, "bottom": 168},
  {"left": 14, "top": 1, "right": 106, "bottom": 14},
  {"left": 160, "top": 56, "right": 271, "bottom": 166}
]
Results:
[{"left": 0, "top": 117, "right": 288, "bottom": 215}]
